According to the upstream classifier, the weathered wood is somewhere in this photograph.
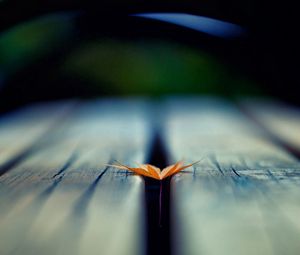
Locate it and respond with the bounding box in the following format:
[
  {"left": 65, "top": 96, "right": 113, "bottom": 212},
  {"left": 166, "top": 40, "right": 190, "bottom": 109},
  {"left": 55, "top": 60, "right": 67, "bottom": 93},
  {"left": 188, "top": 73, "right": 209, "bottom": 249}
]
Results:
[
  {"left": 0, "top": 101, "right": 76, "bottom": 175},
  {"left": 241, "top": 98, "right": 300, "bottom": 153},
  {"left": 0, "top": 99, "right": 150, "bottom": 255},
  {"left": 164, "top": 97, "right": 300, "bottom": 255}
]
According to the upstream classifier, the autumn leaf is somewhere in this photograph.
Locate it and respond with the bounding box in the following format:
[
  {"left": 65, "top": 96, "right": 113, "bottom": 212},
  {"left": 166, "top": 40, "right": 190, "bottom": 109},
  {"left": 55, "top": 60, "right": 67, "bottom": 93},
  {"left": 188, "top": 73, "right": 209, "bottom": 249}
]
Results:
[{"left": 108, "top": 160, "right": 201, "bottom": 180}]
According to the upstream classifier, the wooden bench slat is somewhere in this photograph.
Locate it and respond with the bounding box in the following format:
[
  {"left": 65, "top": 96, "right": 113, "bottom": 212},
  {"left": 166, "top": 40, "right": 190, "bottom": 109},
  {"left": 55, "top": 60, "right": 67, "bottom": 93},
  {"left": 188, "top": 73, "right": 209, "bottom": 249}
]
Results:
[
  {"left": 164, "top": 97, "right": 300, "bottom": 255},
  {"left": 0, "top": 99, "right": 150, "bottom": 255},
  {"left": 0, "top": 101, "right": 76, "bottom": 174},
  {"left": 242, "top": 99, "right": 300, "bottom": 153}
]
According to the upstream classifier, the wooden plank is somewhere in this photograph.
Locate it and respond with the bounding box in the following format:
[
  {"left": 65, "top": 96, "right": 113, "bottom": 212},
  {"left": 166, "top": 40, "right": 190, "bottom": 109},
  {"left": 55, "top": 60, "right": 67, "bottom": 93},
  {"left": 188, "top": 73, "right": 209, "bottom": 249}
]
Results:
[
  {"left": 163, "top": 97, "right": 300, "bottom": 255},
  {"left": 0, "top": 101, "right": 76, "bottom": 176},
  {"left": 0, "top": 99, "right": 150, "bottom": 255},
  {"left": 241, "top": 98, "right": 300, "bottom": 153}
]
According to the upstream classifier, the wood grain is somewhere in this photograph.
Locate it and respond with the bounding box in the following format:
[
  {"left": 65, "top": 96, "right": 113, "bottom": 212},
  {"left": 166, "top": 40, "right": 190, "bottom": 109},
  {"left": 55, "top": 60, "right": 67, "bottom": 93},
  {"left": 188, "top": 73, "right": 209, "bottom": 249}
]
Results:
[
  {"left": 0, "top": 99, "right": 150, "bottom": 255},
  {"left": 241, "top": 98, "right": 300, "bottom": 153},
  {"left": 164, "top": 97, "right": 300, "bottom": 255},
  {"left": 0, "top": 101, "right": 76, "bottom": 175}
]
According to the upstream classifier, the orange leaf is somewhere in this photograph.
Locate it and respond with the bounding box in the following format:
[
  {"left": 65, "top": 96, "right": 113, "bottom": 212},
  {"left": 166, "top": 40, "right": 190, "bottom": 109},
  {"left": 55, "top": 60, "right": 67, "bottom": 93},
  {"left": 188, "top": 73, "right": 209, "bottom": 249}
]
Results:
[{"left": 108, "top": 159, "right": 202, "bottom": 180}]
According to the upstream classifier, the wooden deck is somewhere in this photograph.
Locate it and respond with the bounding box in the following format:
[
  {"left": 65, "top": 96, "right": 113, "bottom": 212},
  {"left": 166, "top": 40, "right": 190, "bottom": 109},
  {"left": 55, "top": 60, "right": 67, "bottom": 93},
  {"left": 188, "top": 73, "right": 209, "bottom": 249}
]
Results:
[
  {"left": 0, "top": 97, "right": 299, "bottom": 255},
  {"left": 164, "top": 98, "right": 300, "bottom": 255}
]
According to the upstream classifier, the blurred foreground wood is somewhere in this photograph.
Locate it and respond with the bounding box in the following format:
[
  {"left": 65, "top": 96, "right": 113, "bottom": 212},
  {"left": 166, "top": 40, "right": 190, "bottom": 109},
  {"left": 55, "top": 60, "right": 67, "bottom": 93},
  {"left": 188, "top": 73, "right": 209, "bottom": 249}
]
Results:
[
  {"left": 0, "top": 97, "right": 300, "bottom": 255},
  {"left": 0, "top": 99, "right": 150, "bottom": 255}
]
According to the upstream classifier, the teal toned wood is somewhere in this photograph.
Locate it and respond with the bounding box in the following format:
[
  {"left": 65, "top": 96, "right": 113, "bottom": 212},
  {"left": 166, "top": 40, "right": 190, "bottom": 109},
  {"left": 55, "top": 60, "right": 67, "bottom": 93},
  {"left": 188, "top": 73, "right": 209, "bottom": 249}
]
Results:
[
  {"left": 0, "top": 99, "right": 150, "bottom": 255},
  {"left": 2, "top": 97, "right": 300, "bottom": 255},
  {"left": 164, "top": 98, "right": 300, "bottom": 255},
  {"left": 0, "top": 101, "right": 76, "bottom": 175},
  {"left": 241, "top": 98, "right": 300, "bottom": 153}
]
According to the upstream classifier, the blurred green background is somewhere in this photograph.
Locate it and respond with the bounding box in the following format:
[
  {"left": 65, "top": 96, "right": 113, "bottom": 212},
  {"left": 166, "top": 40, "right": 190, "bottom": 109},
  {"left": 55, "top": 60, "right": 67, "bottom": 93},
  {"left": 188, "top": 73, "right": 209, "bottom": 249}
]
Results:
[{"left": 1, "top": 1, "right": 298, "bottom": 111}]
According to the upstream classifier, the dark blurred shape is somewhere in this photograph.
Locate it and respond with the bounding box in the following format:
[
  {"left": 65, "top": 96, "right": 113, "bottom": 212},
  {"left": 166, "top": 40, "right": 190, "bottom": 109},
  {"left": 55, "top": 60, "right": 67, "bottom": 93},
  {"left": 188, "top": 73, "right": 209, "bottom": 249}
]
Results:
[
  {"left": 0, "top": 1, "right": 299, "bottom": 112},
  {"left": 62, "top": 39, "right": 257, "bottom": 96},
  {"left": 0, "top": 13, "right": 76, "bottom": 81}
]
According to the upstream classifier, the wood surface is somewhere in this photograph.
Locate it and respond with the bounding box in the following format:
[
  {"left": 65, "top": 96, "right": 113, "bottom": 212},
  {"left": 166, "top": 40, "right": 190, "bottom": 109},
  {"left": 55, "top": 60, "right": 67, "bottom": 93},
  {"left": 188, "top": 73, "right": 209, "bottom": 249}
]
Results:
[
  {"left": 0, "top": 101, "right": 76, "bottom": 175},
  {"left": 241, "top": 98, "right": 300, "bottom": 153},
  {"left": 163, "top": 97, "right": 300, "bottom": 255},
  {"left": 1, "top": 97, "right": 300, "bottom": 255},
  {"left": 0, "top": 99, "right": 151, "bottom": 255}
]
